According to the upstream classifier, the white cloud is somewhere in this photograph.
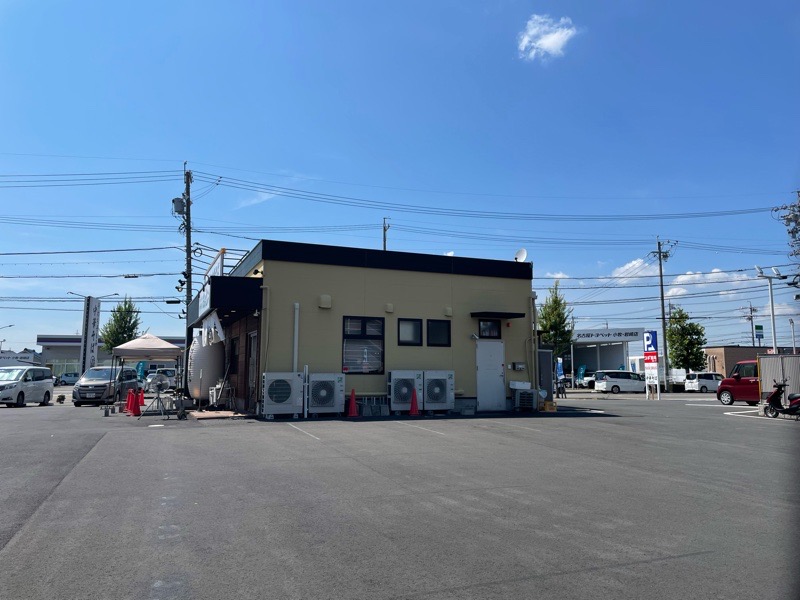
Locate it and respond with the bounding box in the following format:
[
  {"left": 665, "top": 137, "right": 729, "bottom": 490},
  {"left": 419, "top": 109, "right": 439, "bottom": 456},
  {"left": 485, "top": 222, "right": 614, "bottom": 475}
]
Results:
[
  {"left": 238, "top": 191, "right": 277, "bottom": 208},
  {"left": 607, "top": 258, "right": 659, "bottom": 285},
  {"left": 666, "top": 287, "right": 687, "bottom": 297},
  {"left": 518, "top": 14, "right": 579, "bottom": 62},
  {"left": 546, "top": 271, "right": 570, "bottom": 279},
  {"left": 668, "top": 268, "right": 751, "bottom": 297},
  {"left": 444, "top": 251, "right": 455, "bottom": 257},
  {"left": 768, "top": 302, "right": 795, "bottom": 317}
]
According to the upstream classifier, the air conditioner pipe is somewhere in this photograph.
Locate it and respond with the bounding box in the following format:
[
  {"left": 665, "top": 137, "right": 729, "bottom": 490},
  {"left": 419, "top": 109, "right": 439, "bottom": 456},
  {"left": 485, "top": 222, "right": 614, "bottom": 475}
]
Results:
[{"left": 292, "top": 302, "right": 300, "bottom": 373}]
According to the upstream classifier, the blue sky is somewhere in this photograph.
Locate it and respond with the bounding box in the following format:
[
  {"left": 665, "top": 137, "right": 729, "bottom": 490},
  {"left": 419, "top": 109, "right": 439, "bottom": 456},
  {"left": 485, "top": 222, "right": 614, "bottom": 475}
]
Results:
[{"left": 1, "top": 0, "right": 798, "bottom": 354}]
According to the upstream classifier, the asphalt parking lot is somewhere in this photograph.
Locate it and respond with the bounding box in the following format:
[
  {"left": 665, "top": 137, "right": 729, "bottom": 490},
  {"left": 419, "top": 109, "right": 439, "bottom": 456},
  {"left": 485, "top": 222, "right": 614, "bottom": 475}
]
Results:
[{"left": 1, "top": 392, "right": 798, "bottom": 599}]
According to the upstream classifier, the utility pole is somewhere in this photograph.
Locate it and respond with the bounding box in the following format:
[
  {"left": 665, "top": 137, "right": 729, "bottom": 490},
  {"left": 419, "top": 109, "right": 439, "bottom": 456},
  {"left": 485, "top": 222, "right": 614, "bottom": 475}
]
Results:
[
  {"left": 741, "top": 302, "right": 757, "bottom": 346},
  {"left": 655, "top": 238, "right": 672, "bottom": 392},
  {"left": 382, "top": 217, "right": 390, "bottom": 251},
  {"left": 184, "top": 166, "right": 192, "bottom": 319},
  {"left": 172, "top": 163, "right": 192, "bottom": 389}
]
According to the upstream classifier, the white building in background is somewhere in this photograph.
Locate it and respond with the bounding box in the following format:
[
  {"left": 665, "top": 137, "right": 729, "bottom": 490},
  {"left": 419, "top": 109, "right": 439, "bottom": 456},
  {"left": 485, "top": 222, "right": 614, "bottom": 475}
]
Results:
[{"left": 0, "top": 349, "right": 42, "bottom": 366}]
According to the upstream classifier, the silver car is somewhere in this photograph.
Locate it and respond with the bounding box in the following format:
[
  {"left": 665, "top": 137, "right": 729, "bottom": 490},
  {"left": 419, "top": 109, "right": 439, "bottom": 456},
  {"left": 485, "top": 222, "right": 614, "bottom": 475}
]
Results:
[{"left": 72, "top": 367, "right": 139, "bottom": 407}]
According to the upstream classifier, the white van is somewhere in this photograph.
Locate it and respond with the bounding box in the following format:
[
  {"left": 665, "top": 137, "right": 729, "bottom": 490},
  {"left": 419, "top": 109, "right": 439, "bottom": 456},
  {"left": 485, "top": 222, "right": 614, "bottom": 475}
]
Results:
[
  {"left": 685, "top": 372, "right": 723, "bottom": 393},
  {"left": 0, "top": 366, "right": 55, "bottom": 407},
  {"left": 594, "top": 370, "right": 646, "bottom": 394}
]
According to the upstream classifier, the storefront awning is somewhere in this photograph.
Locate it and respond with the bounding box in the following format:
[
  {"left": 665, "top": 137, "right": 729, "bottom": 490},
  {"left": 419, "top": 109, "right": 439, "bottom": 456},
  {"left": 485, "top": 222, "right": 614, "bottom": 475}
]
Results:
[{"left": 189, "top": 276, "right": 261, "bottom": 328}]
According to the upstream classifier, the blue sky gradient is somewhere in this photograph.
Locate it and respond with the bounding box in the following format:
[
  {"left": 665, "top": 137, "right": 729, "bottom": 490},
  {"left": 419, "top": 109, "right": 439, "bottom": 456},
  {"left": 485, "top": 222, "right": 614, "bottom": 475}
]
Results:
[{"left": 1, "top": 1, "right": 798, "bottom": 353}]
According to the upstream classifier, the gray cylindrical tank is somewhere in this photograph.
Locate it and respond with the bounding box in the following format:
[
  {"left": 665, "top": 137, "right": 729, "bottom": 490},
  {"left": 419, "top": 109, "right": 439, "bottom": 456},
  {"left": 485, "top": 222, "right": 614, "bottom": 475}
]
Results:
[{"left": 187, "top": 335, "right": 225, "bottom": 401}]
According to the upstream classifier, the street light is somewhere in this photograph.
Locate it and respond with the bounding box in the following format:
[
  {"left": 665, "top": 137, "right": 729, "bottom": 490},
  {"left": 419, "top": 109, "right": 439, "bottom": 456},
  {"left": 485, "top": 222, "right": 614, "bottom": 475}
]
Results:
[
  {"left": 755, "top": 266, "right": 787, "bottom": 354},
  {"left": 0, "top": 324, "right": 13, "bottom": 331},
  {"left": 67, "top": 292, "right": 120, "bottom": 300}
]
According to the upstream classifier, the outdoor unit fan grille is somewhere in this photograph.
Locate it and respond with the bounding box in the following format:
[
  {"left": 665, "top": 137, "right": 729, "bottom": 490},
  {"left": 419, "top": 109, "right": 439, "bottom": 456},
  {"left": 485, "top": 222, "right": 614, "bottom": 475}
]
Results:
[
  {"left": 392, "top": 378, "right": 415, "bottom": 404},
  {"left": 310, "top": 380, "right": 335, "bottom": 407},
  {"left": 425, "top": 379, "right": 447, "bottom": 404},
  {"left": 266, "top": 379, "right": 293, "bottom": 404}
]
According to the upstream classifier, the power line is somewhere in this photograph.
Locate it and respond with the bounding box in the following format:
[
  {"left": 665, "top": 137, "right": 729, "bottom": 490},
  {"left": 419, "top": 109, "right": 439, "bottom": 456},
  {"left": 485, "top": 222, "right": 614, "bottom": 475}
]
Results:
[
  {"left": 189, "top": 161, "right": 792, "bottom": 201},
  {"left": 192, "top": 171, "right": 778, "bottom": 222},
  {"left": 0, "top": 245, "right": 181, "bottom": 256},
  {"left": 0, "top": 272, "right": 179, "bottom": 279}
]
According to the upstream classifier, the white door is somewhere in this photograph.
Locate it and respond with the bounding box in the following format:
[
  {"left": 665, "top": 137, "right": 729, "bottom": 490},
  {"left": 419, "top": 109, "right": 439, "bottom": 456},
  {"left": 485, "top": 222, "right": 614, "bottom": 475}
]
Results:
[{"left": 476, "top": 340, "right": 506, "bottom": 411}]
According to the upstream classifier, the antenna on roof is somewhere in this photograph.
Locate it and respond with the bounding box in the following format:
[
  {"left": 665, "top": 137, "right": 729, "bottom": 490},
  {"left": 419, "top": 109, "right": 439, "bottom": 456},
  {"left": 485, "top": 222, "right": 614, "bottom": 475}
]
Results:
[{"left": 514, "top": 248, "right": 528, "bottom": 262}]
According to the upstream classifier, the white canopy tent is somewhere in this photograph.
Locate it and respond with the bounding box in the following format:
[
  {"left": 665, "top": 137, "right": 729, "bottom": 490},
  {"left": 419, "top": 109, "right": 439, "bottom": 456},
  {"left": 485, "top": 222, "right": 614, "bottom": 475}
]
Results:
[
  {"left": 112, "top": 333, "right": 185, "bottom": 417},
  {"left": 112, "top": 333, "right": 183, "bottom": 361}
]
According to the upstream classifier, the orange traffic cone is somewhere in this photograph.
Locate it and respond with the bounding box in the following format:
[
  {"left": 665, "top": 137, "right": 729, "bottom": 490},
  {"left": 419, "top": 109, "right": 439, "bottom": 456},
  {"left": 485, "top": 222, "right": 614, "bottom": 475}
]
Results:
[
  {"left": 138, "top": 389, "right": 145, "bottom": 406},
  {"left": 409, "top": 387, "right": 420, "bottom": 416},
  {"left": 131, "top": 394, "right": 141, "bottom": 417},
  {"left": 346, "top": 389, "right": 358, "bottom": 418},
  {"left": 123, "top": 389, "right": 134, "bottom": 414}
]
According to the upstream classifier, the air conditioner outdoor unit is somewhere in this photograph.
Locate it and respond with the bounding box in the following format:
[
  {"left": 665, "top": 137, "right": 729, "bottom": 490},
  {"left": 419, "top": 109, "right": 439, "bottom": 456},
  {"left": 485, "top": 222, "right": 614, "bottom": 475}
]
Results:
[
  {"left": 261, "top": 372, "right": 304, "bottom": 417},
  {"left": 307, "top": 373, "right": 345, "bottom": 415},
  {"left": 423, "top": 370, "right": 455, "bottom": 412},
  {"left": 514, "top": 390, "right": 536, "bottom": 411},
  {"left": 387, "top": 370, "right": 424, "bottom": 413}
]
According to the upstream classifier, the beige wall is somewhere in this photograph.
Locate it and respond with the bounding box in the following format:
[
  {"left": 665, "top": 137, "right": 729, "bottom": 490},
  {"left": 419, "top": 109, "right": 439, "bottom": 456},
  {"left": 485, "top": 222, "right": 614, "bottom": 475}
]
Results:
[
  {"left": 704, "top": 346, "right": 761, "bottom": 377},
  {"left": 256, "top": 260, "right": 533, "bottom": 397}
]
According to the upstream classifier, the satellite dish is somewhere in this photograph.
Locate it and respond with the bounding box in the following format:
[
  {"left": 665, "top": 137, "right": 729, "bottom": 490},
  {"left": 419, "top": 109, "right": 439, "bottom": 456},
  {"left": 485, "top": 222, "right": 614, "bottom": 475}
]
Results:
[{"left": 514, "top": 248, "right": 528, "bottom": 262}]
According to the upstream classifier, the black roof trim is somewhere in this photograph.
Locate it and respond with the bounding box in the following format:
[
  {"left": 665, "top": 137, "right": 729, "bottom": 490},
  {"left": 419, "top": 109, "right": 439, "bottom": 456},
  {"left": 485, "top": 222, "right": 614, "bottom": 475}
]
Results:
[{"left": 230, "top": 240, "right": 532, "bottom": 280}]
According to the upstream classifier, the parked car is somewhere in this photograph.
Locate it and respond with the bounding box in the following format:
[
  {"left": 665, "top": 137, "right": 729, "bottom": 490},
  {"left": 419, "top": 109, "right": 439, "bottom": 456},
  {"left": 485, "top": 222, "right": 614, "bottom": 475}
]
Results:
[
  {"left": 0, "top": 366, "right": 54, "bottom": 407},
  {"left": 57, "top": 372, "right": 80, "bottom": 386},
  {"left": 72, "top": 366, "right": 139, "bottom": 407},
  {"left": 717, "top": 360, "right": 760, "bottom": 406},
  {"left": 594, "top": 370, "right": 646, "bottom": 394},
  {"left": 576, "top": 370, "right": 596, "bottom": 389},
  {"left": 685, "top": 372, "right": 723, "bottom": 393},
  {"left": 143, "top": 373, "right": 158, "bottom": 391}
]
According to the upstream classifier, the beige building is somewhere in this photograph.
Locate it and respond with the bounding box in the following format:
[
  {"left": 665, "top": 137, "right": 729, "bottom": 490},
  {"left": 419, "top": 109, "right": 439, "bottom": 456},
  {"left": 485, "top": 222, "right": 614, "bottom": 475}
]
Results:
[
  {"left": 188, "top": 240, "right": 535, "bottom": 414},
  {"left": 703, "top": 345, "right": 794, "bottom": 378}
]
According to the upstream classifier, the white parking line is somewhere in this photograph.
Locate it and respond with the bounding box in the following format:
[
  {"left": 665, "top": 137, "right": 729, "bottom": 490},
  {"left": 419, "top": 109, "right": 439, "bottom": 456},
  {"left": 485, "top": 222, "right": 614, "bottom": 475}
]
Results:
[
  {"left": 287, "top": 423, "right": 321, "bottom": 440},
  {"left": 685, "top": 404, "right": 726, "bottom": 407},
  {"left": 484, "top": 420, "right": 542, "bottom": 433},
  {"left": 724, "top": 409, "right": 798, "bottom": 423},
  {"left": 394, "top": 421, "right": 446, "bottom": 435}
]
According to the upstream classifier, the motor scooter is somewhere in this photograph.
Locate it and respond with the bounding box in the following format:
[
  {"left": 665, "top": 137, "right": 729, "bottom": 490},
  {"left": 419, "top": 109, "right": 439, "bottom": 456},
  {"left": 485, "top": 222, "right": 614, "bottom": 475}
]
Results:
[{"left": 763, "top": 380, "right": 800, "bottom": 420}]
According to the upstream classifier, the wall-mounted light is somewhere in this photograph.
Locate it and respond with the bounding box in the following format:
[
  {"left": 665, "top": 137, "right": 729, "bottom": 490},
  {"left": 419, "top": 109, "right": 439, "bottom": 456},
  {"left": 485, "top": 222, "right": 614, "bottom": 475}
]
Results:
[
  {"left": 470, "top": 333, "right": 479, "bottom": 340},
  {"left": 252, "top": 269, "right": 262, "bottom": 276}
]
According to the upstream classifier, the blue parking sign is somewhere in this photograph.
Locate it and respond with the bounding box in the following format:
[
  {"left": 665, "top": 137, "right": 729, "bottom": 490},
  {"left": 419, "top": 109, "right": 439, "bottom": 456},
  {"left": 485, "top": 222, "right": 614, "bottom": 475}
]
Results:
[{"left": 644, "top": 330, "right": 658, "bottom": 353}]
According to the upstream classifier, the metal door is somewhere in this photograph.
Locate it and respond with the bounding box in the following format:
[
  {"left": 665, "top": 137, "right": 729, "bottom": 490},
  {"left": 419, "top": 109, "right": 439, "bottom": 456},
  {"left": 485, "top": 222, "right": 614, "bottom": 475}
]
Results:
[{"left": 476, "top": 340, "right": 506, "bottom": 411}]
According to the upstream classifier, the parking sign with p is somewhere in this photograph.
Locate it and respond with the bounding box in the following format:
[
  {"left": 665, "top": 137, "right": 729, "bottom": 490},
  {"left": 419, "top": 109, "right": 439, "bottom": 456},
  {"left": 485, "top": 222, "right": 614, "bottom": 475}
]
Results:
[{"left": 644, "top": 330, "right": 658, "bottom": 353}]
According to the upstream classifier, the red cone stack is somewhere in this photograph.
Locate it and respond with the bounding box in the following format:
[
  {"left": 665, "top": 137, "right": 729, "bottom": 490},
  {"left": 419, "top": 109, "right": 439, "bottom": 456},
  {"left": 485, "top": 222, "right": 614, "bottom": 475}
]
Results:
[
  {"left": 346, "top": 389, "right": 358, "bottom": 418},
  {"left": 138, "top": 389, "right": 145, "bottom": 406},
  {"left": 409, "top": 387, "right": 420, "bottom": 416},
  {"left": 123, "top": 389, "right": 134, "bottom": 414}
]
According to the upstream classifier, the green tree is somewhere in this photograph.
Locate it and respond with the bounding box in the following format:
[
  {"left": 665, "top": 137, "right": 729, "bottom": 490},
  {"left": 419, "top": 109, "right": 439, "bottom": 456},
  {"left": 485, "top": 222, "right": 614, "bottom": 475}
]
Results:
[
  {"left": 538, "top": 280, "right": 573, "bottom": 357},
  {"left": 666, "top": 306, "right": 707, "bottom": 371},
  {"left": 100, "top": 296, "right": 141, "bottom": 353}
]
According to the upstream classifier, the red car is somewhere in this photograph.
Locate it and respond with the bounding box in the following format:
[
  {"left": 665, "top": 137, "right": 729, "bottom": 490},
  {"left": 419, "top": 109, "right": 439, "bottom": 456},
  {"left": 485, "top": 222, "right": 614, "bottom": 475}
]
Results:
[{"left": 717, "top": 360, "right": 760, "bottom": 406}]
